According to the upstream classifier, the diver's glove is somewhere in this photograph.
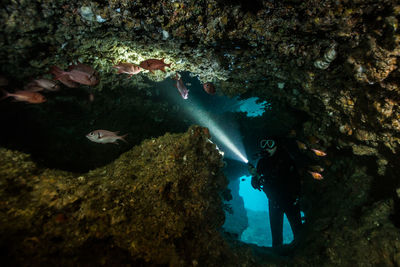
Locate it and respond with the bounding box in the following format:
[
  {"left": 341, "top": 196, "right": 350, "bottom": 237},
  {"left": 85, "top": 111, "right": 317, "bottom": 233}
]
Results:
[
  {"left": 248, "top": 163, "right": 257, "bottom": 176},
  {"left": 251, "top": 175, "right": 262, "bottom": 191}
]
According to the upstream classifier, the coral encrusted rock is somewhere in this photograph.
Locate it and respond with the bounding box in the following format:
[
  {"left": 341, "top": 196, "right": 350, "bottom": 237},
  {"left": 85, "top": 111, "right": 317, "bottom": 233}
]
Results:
[{"left": 0, "top": 126, "right": 257, "bottom": 266}]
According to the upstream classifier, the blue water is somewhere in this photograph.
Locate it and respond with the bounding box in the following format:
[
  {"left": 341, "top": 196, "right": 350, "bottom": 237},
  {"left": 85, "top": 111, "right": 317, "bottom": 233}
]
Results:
[{"left": 238, "top": 175, "right": 300, "bottom": 247}]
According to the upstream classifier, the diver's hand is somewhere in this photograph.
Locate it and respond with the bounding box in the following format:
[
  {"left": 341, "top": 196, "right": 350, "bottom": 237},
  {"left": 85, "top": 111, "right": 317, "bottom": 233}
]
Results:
[
  {"left": 251, "top": 175, "right": 262, "bottom": 191},
  {"left": 248, "top": 164, "right": 257, "bottom": 176}
]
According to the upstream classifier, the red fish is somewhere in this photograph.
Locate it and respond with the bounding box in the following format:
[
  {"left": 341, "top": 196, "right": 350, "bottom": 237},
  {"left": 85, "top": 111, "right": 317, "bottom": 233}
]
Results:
[
  {"left": 311, "top": 148, "right": 327, "bottom": 157},
  {"left": 67, "top": 63, "right": 99, "bottom": 86},
  {"left": 56, "top": 73, "right": 79, "bottom": 88},
  {"left": 113, "top": 62, "right": 142, "bottom": 77},
  {"left": 309, "top": 171, "right": 323, "bottom": 180},
  {"left": 203, "top": 82, "right": 216, "bottom": 95},
  {"left": 50, "top": 66, "right": 79, "bottom": 88},
  {"left": 51, "top": 63, "right": 98, "bottom": 86},
  {"left": 1, "top": 89, "right": 46, "bottom": 104},
  {"left": 25, "top": 78, "right": 60, "bottom": 91},
  {"left": 139, "top": 58, "right": 171, "bottom": 73}
]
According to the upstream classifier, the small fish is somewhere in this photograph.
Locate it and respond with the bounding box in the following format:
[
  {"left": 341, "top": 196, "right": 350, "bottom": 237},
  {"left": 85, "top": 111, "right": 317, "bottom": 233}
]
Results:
[
  {"left": 50, "top": 69, "right": 79, "bottom": 88},
  {"left": 203, "top": 82, "right": 216, "bottom": 95},
  {"left": 296, "top": 140, "right": 307, "bottom": 150},
  {"left": 1, "top": 89, "right": 46, "bottom": 104},
  {"left": 173, "top": 73, "right": 189, "bottom": 99},
  {"left": 50, "top": 66, "right": 79, "bottom": 88},
  {"left": 89, "top": 93, "right": 94, "bottom": 102},
  {"left": 51, "top": 63, "right": 98, "bottom": 86},
  {"left": 309, "top": 171, "right": 323, "bottom": 180},
  {"left": 311, "top": 148, "right": 327, "bottom": 157},
  {"left": 26, "top": 78, "right": 60, "bottom": 91},
  {"left": 310, "top": 165, "right": 324, "bottom": 172},
  {"left": 67, "top": 63, "right": 99, "bottom": 86},
  {"left": 69, "top": 63, "right": 96, "bottom": 76},
  {"left": 139, "top": 58, "right": 171, "bottom": 73},
  {"left": 113, "top": 62, "right": 142, "bottom": 77},
  {"left": 241, "top": 178, "right": 246, "bottom": 181},
  {"left": 86, "top": 130, "right": 128, "bottom": 144}
]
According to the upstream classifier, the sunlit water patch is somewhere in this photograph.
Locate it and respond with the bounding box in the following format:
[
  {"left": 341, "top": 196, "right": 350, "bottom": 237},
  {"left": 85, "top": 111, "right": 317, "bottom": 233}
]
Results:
[
  {"left": 238, "top": 175, "right": 294, "bottom": 246},
  {"left": 237, "top": 97, "right": 270, "bottom": 117},
  {"left": 223, "top": 175, "right": 305, "bottom": 247}
]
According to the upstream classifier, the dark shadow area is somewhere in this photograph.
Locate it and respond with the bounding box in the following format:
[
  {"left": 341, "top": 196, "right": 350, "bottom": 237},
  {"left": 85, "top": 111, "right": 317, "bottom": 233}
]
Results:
[
  {"left": 392, "top": 197, "right": 400, "bottom": 228},
  {"left": 367, "top": 145, "right": 400, "bottom": 204},
  {"left": 216, "top": 0, "right": 265, "bottom": 14},
  {"left": 0, "top": 235, "right": 167, "bottom": 267},
  {"left": 0, "top": 80, "right": 189, "bottom": 172}
]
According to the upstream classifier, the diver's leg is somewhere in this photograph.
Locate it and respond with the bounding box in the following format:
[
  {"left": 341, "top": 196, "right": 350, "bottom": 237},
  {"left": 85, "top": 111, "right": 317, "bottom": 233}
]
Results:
[
  {"left": 269, "top": 199, "right": 284, "bottom": 247},
  {"left": 285, "top": 200, "right": 302, "bottom": 239}
]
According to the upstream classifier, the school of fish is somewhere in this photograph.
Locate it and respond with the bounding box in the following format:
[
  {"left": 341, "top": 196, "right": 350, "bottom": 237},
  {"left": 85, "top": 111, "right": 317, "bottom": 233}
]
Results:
[
  {"left": 295, "top": 136, "right": 328, "bottom": 180},
  {"left": 1, "top": 58, "right": 219, "bottom": 144}
]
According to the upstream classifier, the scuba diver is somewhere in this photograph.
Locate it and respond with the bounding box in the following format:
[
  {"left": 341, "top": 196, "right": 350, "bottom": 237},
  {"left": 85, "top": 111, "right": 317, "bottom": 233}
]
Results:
[{"left": 248, "top": 137, "right": 303, "bottom": 249}]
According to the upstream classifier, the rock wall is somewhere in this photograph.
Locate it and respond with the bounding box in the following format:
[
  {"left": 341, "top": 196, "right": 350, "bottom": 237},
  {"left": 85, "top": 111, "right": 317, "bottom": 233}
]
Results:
[
  {"left": 0, "top": 126, "right": 257, "bottom": 266},
  {"left": 222, "top": 178, "right": 249, "bottom": 238}
]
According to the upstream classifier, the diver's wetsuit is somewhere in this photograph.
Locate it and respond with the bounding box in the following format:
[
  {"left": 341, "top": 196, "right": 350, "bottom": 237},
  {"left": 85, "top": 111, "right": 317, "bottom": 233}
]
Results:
[{"left": 252, "top": 148, "right": 302, "bottom": 247}]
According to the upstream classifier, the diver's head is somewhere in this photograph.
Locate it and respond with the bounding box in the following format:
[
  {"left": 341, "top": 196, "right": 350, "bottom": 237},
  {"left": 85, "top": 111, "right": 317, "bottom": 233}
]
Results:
[{"left": 260, "top": 138, "right": 277, "bottom": 156}]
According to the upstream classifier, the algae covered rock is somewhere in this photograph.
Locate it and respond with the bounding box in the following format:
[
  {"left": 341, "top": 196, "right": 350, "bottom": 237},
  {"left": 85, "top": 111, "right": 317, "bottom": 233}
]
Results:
[{"left": 0, "top": 125, "right": 255, "bottom": 266}]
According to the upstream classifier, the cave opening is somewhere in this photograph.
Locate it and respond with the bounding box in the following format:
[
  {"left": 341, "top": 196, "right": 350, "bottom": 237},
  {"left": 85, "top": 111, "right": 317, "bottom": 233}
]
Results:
[
  {"left": 1, "top": 62, "right": 312, "bottom": 263},
  {"left": 223, "top": 175, "right": 296, "bottom": 247}
]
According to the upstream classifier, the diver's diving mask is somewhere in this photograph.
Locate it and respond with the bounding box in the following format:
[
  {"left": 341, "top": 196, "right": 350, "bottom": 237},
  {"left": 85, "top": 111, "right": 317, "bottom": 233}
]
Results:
[{"left": 260, "top": 139, "right": 276, "bottom": 149}]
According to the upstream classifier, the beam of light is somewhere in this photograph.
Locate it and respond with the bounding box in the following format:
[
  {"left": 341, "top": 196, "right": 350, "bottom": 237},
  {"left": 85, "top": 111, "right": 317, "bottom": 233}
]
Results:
[
  {"left": 208, "top": 126, "right": 248, "bottom": 163},
  {"left": 158, "top": 73, "right": 248, "bottom": 163},
  {"left": 186, "top": 106, "right": 248, "bottom": 163}
]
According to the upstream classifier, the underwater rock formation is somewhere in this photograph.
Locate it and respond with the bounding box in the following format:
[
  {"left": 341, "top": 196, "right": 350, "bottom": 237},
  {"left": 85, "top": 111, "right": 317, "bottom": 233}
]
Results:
[
  {"left": 222, "top": 178, "right": 249, "bottom": 238},
  {"left": 0, "top": 126, "right": 258, "bottom": 266},
  {"left": 1, "top": 0, "right": 400, "bottom": 266}
]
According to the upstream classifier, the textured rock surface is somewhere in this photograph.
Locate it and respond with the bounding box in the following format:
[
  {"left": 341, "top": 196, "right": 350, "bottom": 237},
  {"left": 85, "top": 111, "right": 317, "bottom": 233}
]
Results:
[
  {"left": 0, "top": 126, "right": 258, "bottom": 266},
  {"left": 222, "top": 178, "right": 248, "bottom": 238},
  {"left": 1, "top": 0, "right": 400, "bottom": 266}
]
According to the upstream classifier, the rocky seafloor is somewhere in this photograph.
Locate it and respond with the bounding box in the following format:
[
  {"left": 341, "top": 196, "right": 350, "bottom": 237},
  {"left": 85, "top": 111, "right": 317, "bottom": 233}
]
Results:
[{"left": 1, "top": 0, "right": 400, "bottom": 266}]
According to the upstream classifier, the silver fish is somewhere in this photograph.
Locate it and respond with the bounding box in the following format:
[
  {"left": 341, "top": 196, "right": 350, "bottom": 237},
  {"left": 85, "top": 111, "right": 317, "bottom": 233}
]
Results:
[
  {"left": 86, "top": 130, "right": 128, "bottom": 144},
  {"left": 26, "top": 79, "right": 60, "bottom": 91}
]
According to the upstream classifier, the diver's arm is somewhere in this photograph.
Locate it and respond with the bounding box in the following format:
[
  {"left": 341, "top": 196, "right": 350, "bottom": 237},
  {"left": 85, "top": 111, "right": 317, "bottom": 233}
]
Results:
[
  {"left": 248, "top": 163, "right": 262, "bottom": 190},
  {"left": 251, "top": 174, "right": 262, "bottom": 191}
]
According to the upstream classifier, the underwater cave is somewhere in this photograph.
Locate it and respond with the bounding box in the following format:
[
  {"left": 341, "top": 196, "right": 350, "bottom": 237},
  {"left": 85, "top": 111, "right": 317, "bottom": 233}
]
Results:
[{"left": 1, "top": 0, "right": 400, "bottom": 266}]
